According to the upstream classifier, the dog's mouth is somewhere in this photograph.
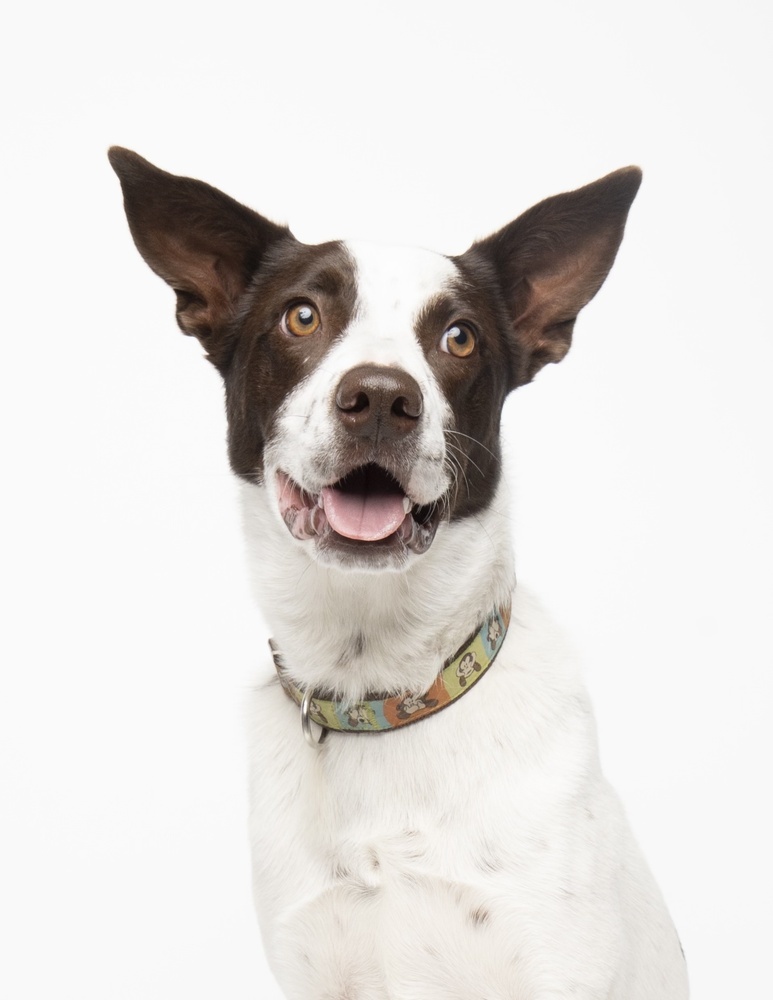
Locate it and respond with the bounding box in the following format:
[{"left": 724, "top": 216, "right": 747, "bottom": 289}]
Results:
[{"left": 276, "top": 464, "right": 442, "bottom": 556}]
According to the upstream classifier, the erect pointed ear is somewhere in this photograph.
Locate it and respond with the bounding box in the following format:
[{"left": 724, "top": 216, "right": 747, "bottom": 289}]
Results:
[
  {"left": 461, "top": 167, "right": 642, "bottom": 387},
  {"left": 108, "top": 147, "right": 291, "bottom": 370}
]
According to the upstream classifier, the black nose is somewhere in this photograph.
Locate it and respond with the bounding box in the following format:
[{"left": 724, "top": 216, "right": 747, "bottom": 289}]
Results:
[{"left": 335, "top": 364, "right": 423, "bottom": 440}]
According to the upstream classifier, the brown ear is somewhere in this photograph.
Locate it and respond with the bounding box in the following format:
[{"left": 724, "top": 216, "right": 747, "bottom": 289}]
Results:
[
  {"left": 462, "top": 167, "right": 642, "bottom": 386},
  {"left": 108, "top": 147, "right": 291, "bottom": 370}
]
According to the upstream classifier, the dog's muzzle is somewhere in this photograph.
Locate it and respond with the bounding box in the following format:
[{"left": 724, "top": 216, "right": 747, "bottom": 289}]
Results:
[{"left": 274, "top": 365, "right": 446, "bottom": 564}]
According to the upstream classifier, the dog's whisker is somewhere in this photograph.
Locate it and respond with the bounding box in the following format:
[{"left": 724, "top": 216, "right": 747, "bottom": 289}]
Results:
[
  {"left": 444, "top": 448, "right": 472, "bottom": 502},
  {"left": 445, "top": 440, "right": 485, "bottom": 483},
  {"left": 444, "top": 436, "right": 490, "bottom": 481},
  {"left": 445, "top": 429, "right": 499, "bottom": 463}
]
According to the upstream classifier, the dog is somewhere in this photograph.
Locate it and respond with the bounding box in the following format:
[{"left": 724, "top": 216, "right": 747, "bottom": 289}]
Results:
[{"left": 110, "top": 148, "right": 688, "bottom": 999}]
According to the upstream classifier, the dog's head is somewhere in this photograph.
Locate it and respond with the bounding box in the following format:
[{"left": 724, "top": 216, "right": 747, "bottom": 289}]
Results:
[{"left": 109, "top": 149, "right": 640, "bottom": 573}]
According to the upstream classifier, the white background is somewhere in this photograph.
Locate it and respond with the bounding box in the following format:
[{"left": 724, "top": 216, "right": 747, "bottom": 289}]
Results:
[{"left": 2, "top": 1, "right": 771, "bottom": 997}]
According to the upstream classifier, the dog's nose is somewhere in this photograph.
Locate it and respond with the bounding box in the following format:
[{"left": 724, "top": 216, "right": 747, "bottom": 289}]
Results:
[{"left": 335, "top": 365, "right": 423, "bottom": 440}]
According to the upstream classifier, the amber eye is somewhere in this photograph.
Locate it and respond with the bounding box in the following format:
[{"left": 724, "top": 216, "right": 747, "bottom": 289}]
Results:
[
  {"left": 440, "top": 323, "right": 476, "bottom": 358},
  {"left": 282, "top": 302, "right": 321, "bottom": 337}
]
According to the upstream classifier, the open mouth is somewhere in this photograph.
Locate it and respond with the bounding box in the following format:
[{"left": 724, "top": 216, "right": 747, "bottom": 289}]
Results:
[{"left": 276, "top": 464, "right": 441, "bottom": 556}]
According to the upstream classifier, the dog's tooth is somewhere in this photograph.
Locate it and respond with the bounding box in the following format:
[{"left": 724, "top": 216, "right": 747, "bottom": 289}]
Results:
[
  {"left": 291, "top": 508, "right": 309, "bottom": 540},
  {"left": 310, "top": 505, "right": 328, "bottom": 536},
  {"left": 397, "top": 514, "right": 414, "bottom": 541},
  {"left": 403, "top": 496, "right": 412, "bottom": 513},
  {"left": 291, "top": 506, "right": 313, "bottom": 540}
]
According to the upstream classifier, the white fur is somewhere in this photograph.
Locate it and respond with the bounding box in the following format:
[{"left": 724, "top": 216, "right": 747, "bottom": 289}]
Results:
[{"left": 244, "top": 243, "right": 688, "bottom": 998}]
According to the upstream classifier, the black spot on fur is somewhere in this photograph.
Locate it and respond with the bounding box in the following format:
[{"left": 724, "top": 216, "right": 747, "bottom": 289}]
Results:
[
  {"left": 475, "top": 850, "right": 504, "bottom": 874},
  {"left": 469, "top": 906, "right": 491, "bottom": 927}
]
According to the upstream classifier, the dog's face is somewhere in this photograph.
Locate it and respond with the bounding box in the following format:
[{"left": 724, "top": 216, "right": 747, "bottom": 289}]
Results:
[
  {"left": 109, "top": 150, "right": 640, "bottom": 572},
  {"left": 231, "top": 238, "right": 512, "bottom": 570}
]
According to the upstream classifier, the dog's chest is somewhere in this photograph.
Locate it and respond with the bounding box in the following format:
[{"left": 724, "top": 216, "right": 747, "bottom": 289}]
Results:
[{"left": 247, "top": 616, "right": 629, "bottom": 998}]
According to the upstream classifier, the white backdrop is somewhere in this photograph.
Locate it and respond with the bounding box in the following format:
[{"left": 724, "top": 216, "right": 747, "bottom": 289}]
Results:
[{"left": 2, "top": 2, "right": 771, "bottom": 997}]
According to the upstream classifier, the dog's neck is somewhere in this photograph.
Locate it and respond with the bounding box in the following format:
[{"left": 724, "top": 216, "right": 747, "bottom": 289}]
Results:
[{"left": 241, "top": 481, "right": 515, "bottom": 702}]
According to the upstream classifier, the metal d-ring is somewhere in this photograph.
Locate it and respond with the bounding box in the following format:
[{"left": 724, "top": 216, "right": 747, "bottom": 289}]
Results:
[{"left": 300, "top": 688, "right": 328, "bottom": 748}]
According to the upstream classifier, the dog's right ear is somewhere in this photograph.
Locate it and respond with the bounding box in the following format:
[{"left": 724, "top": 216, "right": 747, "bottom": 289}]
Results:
[{"left": 108, "top": 148, "right": 290, "bottom": 370}]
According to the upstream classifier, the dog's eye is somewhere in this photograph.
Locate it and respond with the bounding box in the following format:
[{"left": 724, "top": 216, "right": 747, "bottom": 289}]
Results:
[
  {"left": 282, "top": 303, "right": 321, "bottom": 337},
  {"left": 440, "top": 323, "right": 476, "bottom": 358}
]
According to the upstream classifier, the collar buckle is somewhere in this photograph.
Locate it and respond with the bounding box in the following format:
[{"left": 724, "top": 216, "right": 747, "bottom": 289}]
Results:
[{"left": 301, "top": 688, "right": 328, "bottom": 748}]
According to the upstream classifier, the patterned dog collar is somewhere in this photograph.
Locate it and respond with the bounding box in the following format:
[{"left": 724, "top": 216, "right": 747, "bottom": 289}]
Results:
[{"left": 270, "top": 601, "right": 511, "bottom": 743}]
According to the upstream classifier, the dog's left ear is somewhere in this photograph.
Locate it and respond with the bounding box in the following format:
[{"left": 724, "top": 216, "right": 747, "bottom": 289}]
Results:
[{"left": 462, "top": 167, "right": 642, "bottom": 387}]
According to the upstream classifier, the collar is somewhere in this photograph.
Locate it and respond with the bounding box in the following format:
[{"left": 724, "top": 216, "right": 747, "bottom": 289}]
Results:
[{"left": 270, "top": 600, "right": 511, "bottom": 744}]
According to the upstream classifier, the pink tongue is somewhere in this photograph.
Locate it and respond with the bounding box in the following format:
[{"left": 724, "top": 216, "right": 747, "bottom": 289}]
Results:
[{"left": 321, "top": 486, "right": 408, "bottom": 541}]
